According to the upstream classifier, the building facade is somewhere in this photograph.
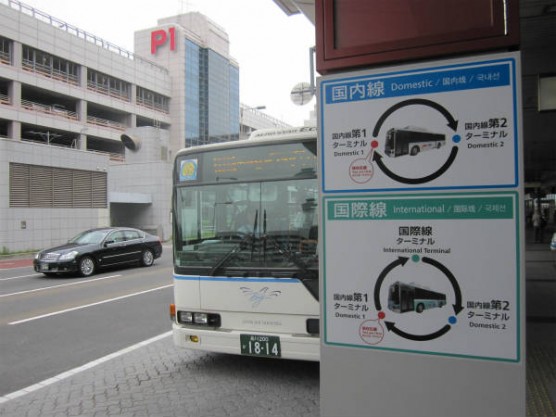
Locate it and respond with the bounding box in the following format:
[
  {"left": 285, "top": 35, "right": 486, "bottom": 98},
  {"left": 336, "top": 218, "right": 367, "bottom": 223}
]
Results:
[{"left": 0, "top": 1, "right": 288, "bottom": 252}]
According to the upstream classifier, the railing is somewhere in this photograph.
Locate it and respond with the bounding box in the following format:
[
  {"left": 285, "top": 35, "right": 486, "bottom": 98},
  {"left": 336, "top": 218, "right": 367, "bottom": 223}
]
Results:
[
  {"left": 87, "top": 115, "right": 126, "bottom": 131},
  {"left": 22, "top": 59, "right": 79, "bottom": 86},
  {"left": 136, "top": 96, "right": 170, "bottom": 114},
  {"left": 2, "top": 0, "right": 168, "bottom": 74},
  {"left": 0, "top": 50, "right": 10, "bottom": 65},
  {"left": 87, "top": 81, "right": 131, "bottom": 103},
  {"left": 20, "top": 98, "right": 78, "bottom": 120},
  {"left": 0, "top": 92, "right": 10, "bottom": 105}
]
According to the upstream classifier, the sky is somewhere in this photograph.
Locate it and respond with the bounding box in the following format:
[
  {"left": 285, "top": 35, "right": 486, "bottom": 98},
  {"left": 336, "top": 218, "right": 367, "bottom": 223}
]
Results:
[{"left": 15, "top": 0, "right": 317, "bottom": 126}]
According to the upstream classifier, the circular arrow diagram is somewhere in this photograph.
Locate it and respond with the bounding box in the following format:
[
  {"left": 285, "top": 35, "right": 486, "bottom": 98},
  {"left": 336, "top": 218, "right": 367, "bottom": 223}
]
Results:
[
  {"left": 421, "top": 257, "right": 464, "bottom": 315},
  {"left": 371, "top": 98, "right": 459, "bottom": 184},
  {"left": 373, "top": 256, "right": 463, "bottom": 342},
  {"left": 372, "top": 147, "right": 459, "bottom": 184},
  {"left": 373, "top": 256, "right": 409, "bottom": 311},
  {"left": 373, "top": 98, "right": 459, "bottom": 137},
  {"left": 385, "top": 322, "right": 452, "bottom": 341}
]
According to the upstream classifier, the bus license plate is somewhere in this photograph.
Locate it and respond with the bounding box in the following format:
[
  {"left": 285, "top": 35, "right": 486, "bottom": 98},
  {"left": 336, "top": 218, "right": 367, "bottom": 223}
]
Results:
[{"left": 240, "top": 334, "right": 281, "bottom": 358}]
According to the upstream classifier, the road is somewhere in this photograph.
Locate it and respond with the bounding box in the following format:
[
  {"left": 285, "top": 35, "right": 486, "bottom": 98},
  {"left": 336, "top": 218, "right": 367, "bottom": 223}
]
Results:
[{"left": 0, "top": 247, "right": 173, "bottom": 396}]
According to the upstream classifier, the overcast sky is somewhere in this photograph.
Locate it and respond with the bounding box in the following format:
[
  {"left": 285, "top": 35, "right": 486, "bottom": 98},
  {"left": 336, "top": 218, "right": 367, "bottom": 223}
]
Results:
[{"left": 15, "top": 0, "right": 316, "bottom": 126}]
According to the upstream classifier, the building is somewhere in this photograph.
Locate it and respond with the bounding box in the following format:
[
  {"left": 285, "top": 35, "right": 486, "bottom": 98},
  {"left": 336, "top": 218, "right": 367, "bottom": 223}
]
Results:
[{"left": 0, "top": 1, "right": 289, "bottom": 252}]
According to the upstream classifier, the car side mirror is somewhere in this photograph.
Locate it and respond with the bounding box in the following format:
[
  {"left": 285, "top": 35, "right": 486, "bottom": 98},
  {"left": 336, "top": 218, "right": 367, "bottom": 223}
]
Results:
[{"left": 104, "top": 240, "right": 114, "bottom": 247}]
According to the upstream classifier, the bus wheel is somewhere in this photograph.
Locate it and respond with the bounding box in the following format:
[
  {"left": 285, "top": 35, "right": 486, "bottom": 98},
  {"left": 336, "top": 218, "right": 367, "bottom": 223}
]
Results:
[
  {"left": 410, "top": 146, "right": 420, "bottom": 156},
  {"left": 416, "top": 303, "right": 425, "bottom": 313}
]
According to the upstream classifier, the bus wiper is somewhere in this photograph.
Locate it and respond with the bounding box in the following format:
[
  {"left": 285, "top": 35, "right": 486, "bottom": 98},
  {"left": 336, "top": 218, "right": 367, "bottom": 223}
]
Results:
[
  {"left": 209, "top": 210, "right": 258, "bottom": 276},
  {"left": 263, "top": 210, "right": 318, "bottom": 300}
]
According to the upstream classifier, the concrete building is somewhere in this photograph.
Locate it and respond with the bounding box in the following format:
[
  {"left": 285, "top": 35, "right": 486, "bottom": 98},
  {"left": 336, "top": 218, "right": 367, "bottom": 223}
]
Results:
[{"left": 0, "top": 0, "right": 289, "bottom": 252}]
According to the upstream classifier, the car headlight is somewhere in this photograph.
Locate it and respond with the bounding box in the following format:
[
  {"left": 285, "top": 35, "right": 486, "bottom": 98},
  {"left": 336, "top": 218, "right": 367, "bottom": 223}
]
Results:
[
  {"left": 34, "top": 252, "right": 41, "bottom": 260},
  {"left": 59, "top": 251, "right": 79, "bottom": 261}
]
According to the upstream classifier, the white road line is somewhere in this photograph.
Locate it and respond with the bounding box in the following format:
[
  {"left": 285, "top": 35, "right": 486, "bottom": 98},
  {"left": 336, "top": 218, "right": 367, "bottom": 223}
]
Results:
[
  {"left": 0, "top": 331, "right": 172, "bottom": 404},
  {"left": 8, "top": 284, "right": 173, "bottom": 325},
  {"left": 0, "top": 273, "right": 42, "bottom": 281},
  {"left": 0, "top": 274, "right": 122, "bottom": 298}
]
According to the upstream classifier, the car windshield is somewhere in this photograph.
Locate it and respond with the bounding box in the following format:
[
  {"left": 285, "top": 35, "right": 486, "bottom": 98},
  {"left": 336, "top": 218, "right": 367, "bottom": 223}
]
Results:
[{"left": 69, "top": 230, "right": 111, "bottom": 245}]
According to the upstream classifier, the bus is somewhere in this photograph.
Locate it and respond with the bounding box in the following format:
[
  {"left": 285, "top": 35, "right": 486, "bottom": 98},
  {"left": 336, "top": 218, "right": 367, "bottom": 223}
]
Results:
[
  {"left": 384, "top": 126, "right": 446, "bottom": 157},
  {"left": 388, "top": 281, "right": 446, "bottom": 313},
  {"left": 170, "top": 127, "right": 320, "bottom": 361}
]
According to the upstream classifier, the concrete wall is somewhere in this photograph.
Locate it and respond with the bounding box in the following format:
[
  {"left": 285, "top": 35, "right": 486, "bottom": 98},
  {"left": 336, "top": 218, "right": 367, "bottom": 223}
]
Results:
[{"left": 0, "top": 138, "right": 110, "bottom": 252}]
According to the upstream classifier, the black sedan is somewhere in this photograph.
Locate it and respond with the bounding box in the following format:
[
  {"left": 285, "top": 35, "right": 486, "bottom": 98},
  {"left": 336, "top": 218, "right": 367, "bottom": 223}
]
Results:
[{"left": 33, "top": 227, "right": 163, "bottom": 277}]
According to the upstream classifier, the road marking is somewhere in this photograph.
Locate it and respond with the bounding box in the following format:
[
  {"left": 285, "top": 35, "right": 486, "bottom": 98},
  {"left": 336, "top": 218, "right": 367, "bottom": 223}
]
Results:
[
  {"left": 0, "top": 273, "right": 43, "bottom": 281},
  {"left": 8, "top": 284, "right": 173, "bottom": 325},
  {"left": 0, "top": 331, "right": 172, "bottom": 404},
  {"left": 0, "top": 274, "right": 122, "bottom": 298}
]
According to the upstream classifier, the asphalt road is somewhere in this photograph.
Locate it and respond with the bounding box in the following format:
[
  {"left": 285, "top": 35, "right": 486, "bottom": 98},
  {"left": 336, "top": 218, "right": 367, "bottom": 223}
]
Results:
[{"left": 0, "top": 247, "right": 174, "bottom": 396}]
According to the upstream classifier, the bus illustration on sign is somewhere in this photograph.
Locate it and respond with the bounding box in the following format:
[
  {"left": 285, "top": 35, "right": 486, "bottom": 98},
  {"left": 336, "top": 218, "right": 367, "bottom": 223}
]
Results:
[
  {"left": 384, "top": 126, "right": 446, "bottom": 157},
  {"left": 388, "top": 281, "right": 447, "bottom": 313}
]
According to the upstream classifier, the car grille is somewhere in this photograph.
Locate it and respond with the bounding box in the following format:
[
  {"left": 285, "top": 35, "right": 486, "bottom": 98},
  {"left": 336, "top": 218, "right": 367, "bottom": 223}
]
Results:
[{"left": 41, "top": 253, "right": 60, "bottom": 262}]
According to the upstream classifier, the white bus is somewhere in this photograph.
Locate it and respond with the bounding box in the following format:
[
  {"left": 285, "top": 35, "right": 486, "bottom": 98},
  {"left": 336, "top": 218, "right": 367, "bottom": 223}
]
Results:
[
  {"left": 170, "top": 127, "right": 319, "bottom": 361},
  {"left": 384, "top": 126, "right": 446, "bottom": 157}
]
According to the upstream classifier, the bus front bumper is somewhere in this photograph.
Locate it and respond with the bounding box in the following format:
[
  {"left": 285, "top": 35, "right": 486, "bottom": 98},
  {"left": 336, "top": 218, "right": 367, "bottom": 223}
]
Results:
[{"left": 172, "top": 323, "right": 320, "bottom": 362}]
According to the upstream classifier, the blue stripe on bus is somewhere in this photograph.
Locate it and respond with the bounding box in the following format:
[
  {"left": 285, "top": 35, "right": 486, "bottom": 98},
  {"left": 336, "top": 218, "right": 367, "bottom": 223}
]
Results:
[{"left": 173, "top": 275, "right": 301, "bottom": 284}]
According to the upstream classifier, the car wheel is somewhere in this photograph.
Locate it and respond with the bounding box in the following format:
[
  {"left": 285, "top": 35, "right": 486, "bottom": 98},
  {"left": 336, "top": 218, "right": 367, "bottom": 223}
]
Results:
[
  {"left": 78, "top": 256, "right": 96, "bottom": 277},
  {"left": 140, "top": 249, "right": 154, "bottom": 267}
]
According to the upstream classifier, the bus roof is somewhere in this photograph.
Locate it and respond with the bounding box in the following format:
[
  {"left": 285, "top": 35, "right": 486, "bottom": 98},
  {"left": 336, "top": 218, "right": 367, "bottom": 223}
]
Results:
[
  {"left": 248, "top": 126, "right": 317, "bottom": 141},
  {"left": 175, "top": 126, "right": 317, "bottom": 158}
]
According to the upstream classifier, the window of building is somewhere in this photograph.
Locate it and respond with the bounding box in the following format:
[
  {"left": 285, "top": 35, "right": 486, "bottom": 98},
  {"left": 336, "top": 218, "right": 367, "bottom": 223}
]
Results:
[
  {"left": 136, "top": 86, "right": 170, "bottom": 113},
  {"left": 21, "top": 46, "right": 79, "bottom": 85},
  {"left": 0, "top": 36, "right": 12, "bottom": 65},
  {"left": 87, "top": 69, "right": 131, "bottom": 102},
  {"left": 9, "top": 163, "right": 107, "bottom": 208}
]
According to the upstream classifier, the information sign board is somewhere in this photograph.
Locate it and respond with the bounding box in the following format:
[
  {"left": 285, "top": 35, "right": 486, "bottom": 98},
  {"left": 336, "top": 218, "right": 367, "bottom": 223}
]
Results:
[
  {"left": 319, "top": 53, "right": 520, "bottom": 193},
  {"left": 322, "top": 192, "right": 521, "bottom": 361}
]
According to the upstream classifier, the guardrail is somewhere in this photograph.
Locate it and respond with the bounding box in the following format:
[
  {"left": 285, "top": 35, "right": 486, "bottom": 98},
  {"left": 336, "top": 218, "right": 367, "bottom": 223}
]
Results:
[
  {"left": 86, "top": 115, "right": 126, "bottom": 131},
  {"left": 3, "top": 0, "right": 168, "bottom": 74},
  {"left": 20, "top": 99, "right": 78, "bottom": 120},
  {"left": 86, "top": 81, "right": 131, "bottom": 102},
  {"left": 0, "top": 92, "right": 10, "bottom": 105},
  {"left": 22, "top": 59, "right": 79, "bottom": 86},
  {"left": 136, "top": 97, "right": 170, "bottom": 114}
]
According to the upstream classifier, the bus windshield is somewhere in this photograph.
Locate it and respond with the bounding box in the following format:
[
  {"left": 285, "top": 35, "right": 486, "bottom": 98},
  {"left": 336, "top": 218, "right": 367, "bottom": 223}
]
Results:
[{"left": 173, "top": 140, "right": 318, "bottom": 284}]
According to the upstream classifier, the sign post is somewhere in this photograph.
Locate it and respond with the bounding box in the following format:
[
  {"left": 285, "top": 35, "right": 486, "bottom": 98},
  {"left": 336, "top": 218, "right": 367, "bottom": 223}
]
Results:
[{"left": 319, "top": 52, "right": 525, "bottom": 416}]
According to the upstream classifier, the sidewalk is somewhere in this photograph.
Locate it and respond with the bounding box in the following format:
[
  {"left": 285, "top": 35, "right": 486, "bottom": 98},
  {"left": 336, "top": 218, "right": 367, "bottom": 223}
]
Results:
[
  {"left": 524, "top": 227, "right": 556, "bottom": 416},
  {"left": 0, "top": 238, "right": 554, "bottom": 416}
]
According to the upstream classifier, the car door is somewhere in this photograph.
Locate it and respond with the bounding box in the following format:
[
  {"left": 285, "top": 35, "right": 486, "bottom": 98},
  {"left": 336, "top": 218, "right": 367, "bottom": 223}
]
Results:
[
  {"left": 123, "top": 229, "right": 145, "bottom": 263},
  {"left": 99, "top": 230, "right": 135, "bottom": 267}
]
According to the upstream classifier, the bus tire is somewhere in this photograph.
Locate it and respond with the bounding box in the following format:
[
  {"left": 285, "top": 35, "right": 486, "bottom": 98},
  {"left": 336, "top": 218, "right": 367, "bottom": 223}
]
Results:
[
  {"left": 410, "top": 146, "right": 420, "bottom": 156},
  {"left": 416, "top": 303, "right": 425, "bottom": 313}
]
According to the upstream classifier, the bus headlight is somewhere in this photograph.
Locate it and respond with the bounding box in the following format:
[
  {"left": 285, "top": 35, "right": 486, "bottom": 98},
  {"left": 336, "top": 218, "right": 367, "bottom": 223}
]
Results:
[
  {"left": 177, "top": 311, "right": 221, "bottom": 327},
  {"left": 194, "top": 313, "right": 208, "bottom": 324},
  {"left": 178, "top": 311, "right": 193, "bottom": 323}
]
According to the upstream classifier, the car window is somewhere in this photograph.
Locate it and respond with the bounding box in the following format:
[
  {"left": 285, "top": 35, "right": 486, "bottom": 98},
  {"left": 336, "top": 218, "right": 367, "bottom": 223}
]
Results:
[
  {"left": 125, "top": 230, "right": 141, "bottom": 240},
  {"left": 70, "top": 230, "right": 110, "bottom": 244},
  {"left": 110, "top": 231, "right": 126, "bottom": 243}
]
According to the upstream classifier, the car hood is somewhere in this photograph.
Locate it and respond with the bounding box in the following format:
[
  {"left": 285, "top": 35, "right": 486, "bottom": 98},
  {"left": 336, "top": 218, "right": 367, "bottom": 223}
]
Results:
[{"left": 40, "top": 242, "right": 97, "bottom": 254}]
